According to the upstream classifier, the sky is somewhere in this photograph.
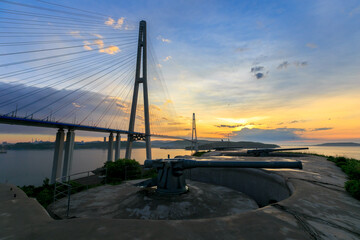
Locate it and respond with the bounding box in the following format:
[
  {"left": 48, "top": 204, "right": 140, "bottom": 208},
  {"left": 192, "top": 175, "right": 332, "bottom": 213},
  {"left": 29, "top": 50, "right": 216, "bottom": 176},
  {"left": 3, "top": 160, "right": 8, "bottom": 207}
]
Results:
[{"left": 0, "top": 0, "right": 360, "bottom": 144}]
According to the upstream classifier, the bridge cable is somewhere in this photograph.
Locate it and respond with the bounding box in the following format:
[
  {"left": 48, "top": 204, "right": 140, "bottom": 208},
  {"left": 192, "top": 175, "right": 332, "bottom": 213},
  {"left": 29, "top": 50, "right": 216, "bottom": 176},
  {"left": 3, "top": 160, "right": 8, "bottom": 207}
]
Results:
[
  {"left": 21, "top": 52, "right": 137, "bottom": 118},
  {"left": 0, "top": 41, "right": 137, "bottom": 105},
  {"left": 55, "top": 55, "right": 137, "bottom": 124}
]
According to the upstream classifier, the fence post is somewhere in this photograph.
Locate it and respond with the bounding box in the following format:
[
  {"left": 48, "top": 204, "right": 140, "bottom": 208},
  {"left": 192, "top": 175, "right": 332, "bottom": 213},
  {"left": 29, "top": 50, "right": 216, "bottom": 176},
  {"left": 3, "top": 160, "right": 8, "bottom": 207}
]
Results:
[
  {"left": 53, "top": 181, "right": 57, "bottom": 203},
  {"left": 66, "top": 185, "right": 71, "bottom": 217}
]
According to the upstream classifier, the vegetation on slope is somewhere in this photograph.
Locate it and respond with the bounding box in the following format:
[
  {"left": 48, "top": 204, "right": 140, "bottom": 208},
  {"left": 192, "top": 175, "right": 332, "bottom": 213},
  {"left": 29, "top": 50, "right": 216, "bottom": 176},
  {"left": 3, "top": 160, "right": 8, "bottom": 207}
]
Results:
[
  {"left": 20, "top": 178, "right": 100, "bottom": 208},
  {"left": 327, "top": 156, "right": 360, "bottom": 200},
  {"left": 20, "top": 178, "right": 54, "bottom": 208},
  {"left": 20, "top": 159, "right": 157, "bottom": 208}
]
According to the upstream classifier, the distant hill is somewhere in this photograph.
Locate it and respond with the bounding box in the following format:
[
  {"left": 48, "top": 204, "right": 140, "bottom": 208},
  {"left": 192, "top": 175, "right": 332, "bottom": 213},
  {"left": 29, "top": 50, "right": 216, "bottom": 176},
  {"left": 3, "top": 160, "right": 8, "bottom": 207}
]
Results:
[
  {"left": 153, "top": 140, "right": 279, "bottom": 150},
  {"left": 315, "top": 142, "right": 360, "bottom": 147},
  {"left": 187, "top": 141, "right": 279, "bottom": 150},
  {"left": 152, "top": 140, "right": 215, "bottom": 149}
]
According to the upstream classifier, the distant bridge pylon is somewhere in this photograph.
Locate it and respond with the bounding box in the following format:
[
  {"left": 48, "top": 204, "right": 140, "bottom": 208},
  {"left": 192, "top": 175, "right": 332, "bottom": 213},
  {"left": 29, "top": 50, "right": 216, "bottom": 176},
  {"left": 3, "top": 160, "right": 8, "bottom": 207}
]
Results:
[{"left": 191, "top": 113, "right": 198, "bottom": 153}]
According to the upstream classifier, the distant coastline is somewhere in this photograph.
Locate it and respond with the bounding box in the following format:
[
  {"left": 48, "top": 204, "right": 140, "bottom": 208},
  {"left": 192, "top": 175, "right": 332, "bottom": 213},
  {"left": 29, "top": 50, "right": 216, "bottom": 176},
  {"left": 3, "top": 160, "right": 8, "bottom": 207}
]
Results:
[
  {"left": 315, "top": 142, "right": 360, "bottom": 147},
  {"left": 3, "top": 140, "right": 279, "bottom": 150}
]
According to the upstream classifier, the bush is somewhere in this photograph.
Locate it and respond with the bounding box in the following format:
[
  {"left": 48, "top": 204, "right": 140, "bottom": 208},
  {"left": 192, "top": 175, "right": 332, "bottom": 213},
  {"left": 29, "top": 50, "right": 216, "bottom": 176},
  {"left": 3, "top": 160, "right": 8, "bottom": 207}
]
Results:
[
  {"left": 341, "top": 159, "right": 360, "bottom": 180},
  {"left": 104, "top": 159, "right": 141, "bottom": 184},
  {"left": 345, "top": 180, "right": 360, "bottom": 200},
  {"left": 20, "top": 178, "right": 54, "bottom": 208},
  {"left": 142, "top": 168, "right": 157, "bottom": 179},
  {"left": 192, "top": 151, "right": 209, "bottom": 157}
]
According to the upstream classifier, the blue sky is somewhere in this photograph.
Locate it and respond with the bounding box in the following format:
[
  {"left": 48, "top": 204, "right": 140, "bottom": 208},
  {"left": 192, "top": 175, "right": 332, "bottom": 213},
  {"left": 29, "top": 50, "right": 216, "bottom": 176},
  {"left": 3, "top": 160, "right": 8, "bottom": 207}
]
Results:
[{"left": 1, "top": 0, "right": 360, "bottom": 143}]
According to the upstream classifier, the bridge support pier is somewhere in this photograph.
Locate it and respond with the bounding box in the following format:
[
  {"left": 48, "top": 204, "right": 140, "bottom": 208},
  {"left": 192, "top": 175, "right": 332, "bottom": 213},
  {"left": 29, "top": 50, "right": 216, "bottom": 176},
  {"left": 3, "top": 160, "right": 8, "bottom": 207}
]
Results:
[
  {"left": 107, "top": 132, "right": 114, "bottom": 162},
  {"left": 114, "top": 133, "right": 121, "bottom": 161},
  {"left": 50, "top": 129, "right": 65, "bottom": 184},
  {"left": 62, "top": 129, "right": 75, "bottom": 181}
]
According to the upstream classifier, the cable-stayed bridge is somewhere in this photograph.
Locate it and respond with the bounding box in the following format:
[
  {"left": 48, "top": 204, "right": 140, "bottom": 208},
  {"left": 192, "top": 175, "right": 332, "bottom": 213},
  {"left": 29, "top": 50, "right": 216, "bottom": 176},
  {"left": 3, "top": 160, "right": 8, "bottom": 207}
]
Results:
[{"left": 0, "top": 0, "right": 192, "bottom": 183}]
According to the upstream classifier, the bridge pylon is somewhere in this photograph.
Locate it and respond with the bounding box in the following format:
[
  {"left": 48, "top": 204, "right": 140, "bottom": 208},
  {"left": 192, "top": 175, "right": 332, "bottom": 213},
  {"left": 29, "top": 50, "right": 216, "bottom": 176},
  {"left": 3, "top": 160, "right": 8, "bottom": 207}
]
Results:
[
  {"left": 191, "top": 113, "right": 198, "bottom": 153},
  {"left": 125, "top": 20, "right": 152, "bottom": 160}
]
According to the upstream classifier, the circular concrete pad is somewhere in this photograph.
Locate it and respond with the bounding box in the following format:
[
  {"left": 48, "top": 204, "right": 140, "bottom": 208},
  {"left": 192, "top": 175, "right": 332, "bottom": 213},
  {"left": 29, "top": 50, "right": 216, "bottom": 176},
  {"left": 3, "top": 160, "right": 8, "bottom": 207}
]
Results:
[{"left": 49, "top": 180, "right": 258, "bottom": 220}]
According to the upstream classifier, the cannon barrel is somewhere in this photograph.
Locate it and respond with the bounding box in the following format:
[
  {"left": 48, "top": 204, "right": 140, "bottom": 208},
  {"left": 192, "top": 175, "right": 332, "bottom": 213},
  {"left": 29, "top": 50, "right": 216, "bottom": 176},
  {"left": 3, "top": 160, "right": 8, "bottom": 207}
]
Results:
[
  {"left": 144, "top": 158, "right": 303, "bottom": 194},
  {"left": 180, "top": 159, "right": 302, "bottom": 169},
  {"left": 247, "top": 147, "right": 309, "bottom": 155}
]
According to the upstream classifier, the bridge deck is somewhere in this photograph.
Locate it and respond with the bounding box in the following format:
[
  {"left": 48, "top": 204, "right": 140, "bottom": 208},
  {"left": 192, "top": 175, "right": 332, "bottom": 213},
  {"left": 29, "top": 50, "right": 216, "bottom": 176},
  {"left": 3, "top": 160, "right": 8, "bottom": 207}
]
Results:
[
  {"left": 0, "top": 115, "right": 144, "bottom": 135},
  {"left": 0, "top": 115, "right": 190, "bottom": 141}
]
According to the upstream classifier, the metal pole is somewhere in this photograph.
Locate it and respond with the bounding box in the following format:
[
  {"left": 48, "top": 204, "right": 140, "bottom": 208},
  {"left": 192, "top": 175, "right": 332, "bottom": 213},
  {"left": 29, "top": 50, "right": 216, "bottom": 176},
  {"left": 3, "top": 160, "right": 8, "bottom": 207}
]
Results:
[
  {"left": 107, "top": 132, "right": 114, "bottom": 162},
  {"left": 115, "top": 133, "right": 121, "bottom": 161},
  {"left": 51, "top": 128, "right": 65, "bottom": 184}
]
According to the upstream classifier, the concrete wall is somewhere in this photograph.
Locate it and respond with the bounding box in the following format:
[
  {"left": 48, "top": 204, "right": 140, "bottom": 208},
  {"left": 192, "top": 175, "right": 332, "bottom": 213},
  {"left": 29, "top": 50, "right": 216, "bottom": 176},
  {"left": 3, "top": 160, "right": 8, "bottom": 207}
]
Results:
[{"left": 185, "top": 168, "right": 291, "bottom": 207}]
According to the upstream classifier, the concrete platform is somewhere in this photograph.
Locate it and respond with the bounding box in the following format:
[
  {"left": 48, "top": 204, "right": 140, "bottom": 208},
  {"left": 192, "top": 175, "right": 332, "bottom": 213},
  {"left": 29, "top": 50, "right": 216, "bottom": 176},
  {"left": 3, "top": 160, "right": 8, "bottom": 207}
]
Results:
[
  {"left": 49, "top": 180, "right": 259, "bottom": 219},
  {"left": 1, "top": 155, "right": 360, "bottom": 239}
]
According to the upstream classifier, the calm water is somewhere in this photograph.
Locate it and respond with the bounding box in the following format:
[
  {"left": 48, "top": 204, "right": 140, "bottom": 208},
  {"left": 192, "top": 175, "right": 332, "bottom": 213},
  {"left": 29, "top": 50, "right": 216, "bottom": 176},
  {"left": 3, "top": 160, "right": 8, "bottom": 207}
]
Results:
[
  {"left": 0, "top": 148, "right": 189, "bottom": 186},
  {"left": 280, "top": 145, "right": 360, "bottom": 159},
  {"left": 1, "top": 146, "right": 359, "bottom": 186}
]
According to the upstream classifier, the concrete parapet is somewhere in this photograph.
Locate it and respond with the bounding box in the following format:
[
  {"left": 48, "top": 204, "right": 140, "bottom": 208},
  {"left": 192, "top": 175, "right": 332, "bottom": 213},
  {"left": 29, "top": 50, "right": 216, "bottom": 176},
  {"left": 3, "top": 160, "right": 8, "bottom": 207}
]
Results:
[{"left": 185, "top": 168, "right": 291, "bottom": 207}]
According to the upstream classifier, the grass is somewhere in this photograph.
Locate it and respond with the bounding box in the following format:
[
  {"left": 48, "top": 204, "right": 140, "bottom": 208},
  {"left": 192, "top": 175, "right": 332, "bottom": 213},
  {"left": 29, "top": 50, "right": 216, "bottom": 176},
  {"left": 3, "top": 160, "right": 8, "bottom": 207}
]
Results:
[{"left": 327, "top": 156, "right": 360, "bottom": 200}]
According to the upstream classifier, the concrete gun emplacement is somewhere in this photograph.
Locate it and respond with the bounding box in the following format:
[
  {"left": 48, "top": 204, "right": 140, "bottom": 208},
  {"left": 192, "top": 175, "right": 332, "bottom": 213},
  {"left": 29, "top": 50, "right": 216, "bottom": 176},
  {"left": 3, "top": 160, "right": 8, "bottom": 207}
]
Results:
[{"left": 144, "top": 158, "right": 302, "bottom": 194}]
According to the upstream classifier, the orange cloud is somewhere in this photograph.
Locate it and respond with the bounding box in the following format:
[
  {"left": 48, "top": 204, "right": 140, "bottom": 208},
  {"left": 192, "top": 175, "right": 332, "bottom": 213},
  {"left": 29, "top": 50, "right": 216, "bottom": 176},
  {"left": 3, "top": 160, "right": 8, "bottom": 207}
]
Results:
[
  {"left": 92, "top": 33, "right": 103, "bottom": 38},
  {"left": 99, "top": 45, "right": 120, "bottom": 55},
  {"left": 114, "top": 17, "right": 125, "bottom": 29},
  {"left": 163, "top": 56, "right": 172, "bottom": 62},
  {"left": 165, "top": 99, "right": 173, "bottom": 105},
  {"left": 83, "top": 41, "right": 92, "bottom": 50},
  {"left": 69, "top": 31, "right": 82, "bottom": 38},
  {"left": 94, "top": 39, "right": 104, "bottom": 49},
  {"left": 151, "top": 105, "right": 161, "bottom": 111},
  {"left": 105, "top": 17, "right": 115, "bottom": 26}
]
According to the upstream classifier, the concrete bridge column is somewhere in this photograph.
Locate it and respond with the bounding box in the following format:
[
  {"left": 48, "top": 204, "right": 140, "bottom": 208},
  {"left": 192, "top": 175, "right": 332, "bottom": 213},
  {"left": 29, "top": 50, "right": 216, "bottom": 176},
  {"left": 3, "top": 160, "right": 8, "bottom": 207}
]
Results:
[
  {"left": 50, "top": 129, "right": 65, "bottom": 184},
  {"left": 114, "top": 133, "right": 121, "bottom": 161},
  {"left": 62, "top": 129, "right": 75, "bottom": 181},
  {"left": 107, "top": 132, "right": 114, "bottom": 162}
]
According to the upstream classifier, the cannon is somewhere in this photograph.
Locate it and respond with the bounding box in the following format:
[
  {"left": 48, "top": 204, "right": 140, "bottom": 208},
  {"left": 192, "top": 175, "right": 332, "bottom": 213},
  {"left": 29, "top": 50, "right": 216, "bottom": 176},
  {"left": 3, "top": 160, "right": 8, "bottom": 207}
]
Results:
[
  {"left": 247, "top": 147, "right": 309, "bottom": 156},
  {"left": 144, "top": 158, "right": 302, "bottom": 194}
]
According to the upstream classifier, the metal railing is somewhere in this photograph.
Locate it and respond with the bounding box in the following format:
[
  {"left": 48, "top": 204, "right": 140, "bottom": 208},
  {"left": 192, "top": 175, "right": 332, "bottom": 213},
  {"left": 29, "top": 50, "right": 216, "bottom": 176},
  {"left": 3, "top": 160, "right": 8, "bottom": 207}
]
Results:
[
  {"left": 53, "top": 168, "right": 107, "bottom": 217},
  {"left": 53, "top": 180, "right": 72, "bottom": 217}
]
